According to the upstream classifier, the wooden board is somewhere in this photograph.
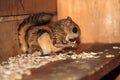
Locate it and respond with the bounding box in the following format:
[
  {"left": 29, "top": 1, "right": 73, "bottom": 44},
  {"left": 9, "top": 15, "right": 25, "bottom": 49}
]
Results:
[
  {"left": 0, "top": 0, "right": 57, "bottom": 16},
  {"left": 22, "top": 43, "right": 120, "bottom": 80},
  {"left": 0, "top": 20, "right": 23, "bottom": 62},
  {"left": 57, "top": 0, "right": 120, "bottom": 43}
]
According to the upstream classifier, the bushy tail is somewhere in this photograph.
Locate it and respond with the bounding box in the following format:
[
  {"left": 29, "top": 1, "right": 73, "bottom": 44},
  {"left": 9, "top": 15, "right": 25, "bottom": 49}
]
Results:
[{"left": 18, "top": 12, "right": 55, "bottom": 53}]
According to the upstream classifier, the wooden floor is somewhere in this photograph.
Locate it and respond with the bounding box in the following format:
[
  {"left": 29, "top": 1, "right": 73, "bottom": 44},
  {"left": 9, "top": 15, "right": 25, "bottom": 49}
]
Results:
[{"left": 21, "top": 43, "right": 120, "bottom": 80}]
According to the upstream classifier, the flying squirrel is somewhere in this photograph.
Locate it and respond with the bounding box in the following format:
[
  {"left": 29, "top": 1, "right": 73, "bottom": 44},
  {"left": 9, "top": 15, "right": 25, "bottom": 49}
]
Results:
[{"left": 18, "top": 12, "right": 80, "bottom": 55}]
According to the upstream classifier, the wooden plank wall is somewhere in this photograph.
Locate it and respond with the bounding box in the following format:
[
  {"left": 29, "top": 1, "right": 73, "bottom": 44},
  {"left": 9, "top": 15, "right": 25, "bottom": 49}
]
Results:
[
  {"left": 0, "top": 21, "right": 23, "bottom": 62},
  {"left": 0, "top": 0, "right": 57, "bottom": 16},
  {"left": 0, "top": 0, "right": 57, "bottom": 62},
  {"left": 57, "top": 0, "right": 120, "bottom": 43}
]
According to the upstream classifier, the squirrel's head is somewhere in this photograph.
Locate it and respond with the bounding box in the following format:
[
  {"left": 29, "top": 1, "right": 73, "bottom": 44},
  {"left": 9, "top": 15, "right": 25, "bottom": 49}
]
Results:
[{"left": 63, "top": 17, "right": 80, "bottom": 43}]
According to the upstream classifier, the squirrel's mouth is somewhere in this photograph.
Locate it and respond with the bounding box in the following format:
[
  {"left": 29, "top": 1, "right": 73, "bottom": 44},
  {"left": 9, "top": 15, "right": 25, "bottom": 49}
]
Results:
[
  {"left": 68, "top": 36, "right": 80, "bottom": 43},
  {"left": 69, "top": 37, "right": 80, "bottom": 47},
  {"left": 69, "top": 38, "right": 77, "bottom": 42},
  {"left": 68, "top": 38, "right": 77, "bottom": 47},
  {"left": 65, "top": 34, "right": 80, "bottom": 45}
]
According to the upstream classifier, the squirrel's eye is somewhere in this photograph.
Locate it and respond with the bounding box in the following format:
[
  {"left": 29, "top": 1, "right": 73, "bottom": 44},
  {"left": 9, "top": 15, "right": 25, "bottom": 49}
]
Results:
[{"left": 72, "top": 27, "right": 78, "bottom": 33}]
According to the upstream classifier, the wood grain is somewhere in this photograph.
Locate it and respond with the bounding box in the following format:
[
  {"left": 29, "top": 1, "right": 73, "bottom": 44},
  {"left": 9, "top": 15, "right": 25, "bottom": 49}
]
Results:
[
  {"left": 0, "top": 0, "right": 57, "bottom": 16},
  {"left": 0, "top": 20, "right": 23, "bottom": 62},
  {"left": 57, "top": 0, "right": 120, "bottom": 43},
  {"left": 22, "top": 43, "right": 120, "bottom": 80}
]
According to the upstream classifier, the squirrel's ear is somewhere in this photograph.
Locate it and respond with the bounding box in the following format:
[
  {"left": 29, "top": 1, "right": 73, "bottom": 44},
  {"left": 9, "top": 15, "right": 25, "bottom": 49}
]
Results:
[
  {"left": 65, "top": 16, "right": 72, "bottom": 26},
  {"left": 67, "top": 16, "right": 72, "bottom": 20}
]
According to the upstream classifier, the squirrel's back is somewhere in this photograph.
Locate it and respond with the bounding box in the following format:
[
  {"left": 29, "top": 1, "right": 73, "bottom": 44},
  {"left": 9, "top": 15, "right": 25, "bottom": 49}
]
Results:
[{"left": 18, "top": 12, "right": 55, "bottom": 53}]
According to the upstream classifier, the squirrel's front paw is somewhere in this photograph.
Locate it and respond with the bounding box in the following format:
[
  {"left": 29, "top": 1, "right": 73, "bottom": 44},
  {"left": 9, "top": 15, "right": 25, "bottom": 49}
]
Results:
[
  {"left": 70, "top": 40, "right": 77, "bottom": 47},
  {"left": 54, "top": 40, "right": 77, "bottom": 48},
  {"left": 64, "top": 40, "right": 77, "bottom": 48}
]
